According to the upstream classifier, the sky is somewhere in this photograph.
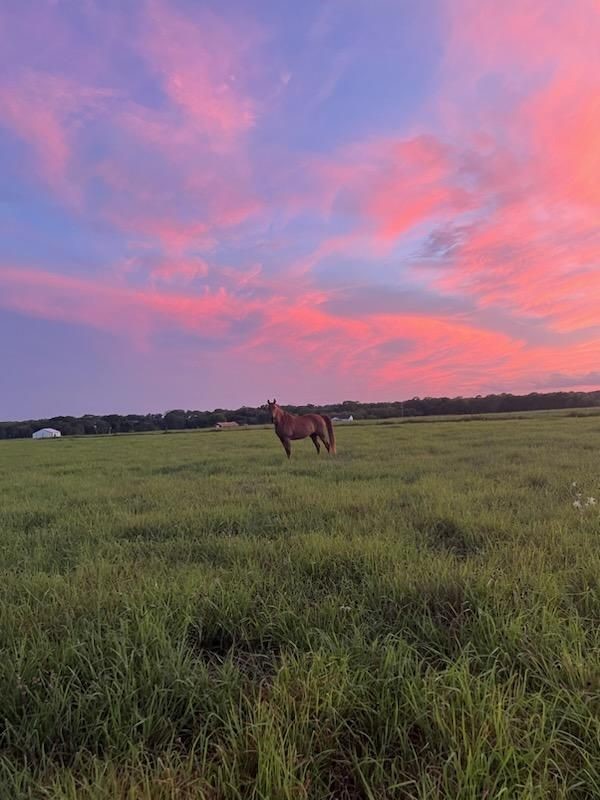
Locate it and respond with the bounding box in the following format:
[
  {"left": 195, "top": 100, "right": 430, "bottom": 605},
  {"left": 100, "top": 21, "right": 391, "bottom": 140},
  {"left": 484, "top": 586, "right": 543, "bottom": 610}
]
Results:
[{"left": 1, "top": 0, "right": 599, "bottom": 418}]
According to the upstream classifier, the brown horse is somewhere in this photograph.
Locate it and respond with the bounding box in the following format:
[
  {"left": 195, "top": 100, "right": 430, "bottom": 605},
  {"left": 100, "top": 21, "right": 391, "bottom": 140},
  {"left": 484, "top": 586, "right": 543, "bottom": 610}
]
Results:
[{"left": 266, "top": 399, "right": 336, "bottom": 459}]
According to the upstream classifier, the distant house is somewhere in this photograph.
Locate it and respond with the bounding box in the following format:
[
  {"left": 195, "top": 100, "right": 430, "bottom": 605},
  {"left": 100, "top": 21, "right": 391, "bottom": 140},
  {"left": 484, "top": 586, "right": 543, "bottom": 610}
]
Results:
[
  {"left": 332, "top": 415, "right": 354, "bottom": 423},
  {"left": 32, "top": 428, "right": 61, "bottom": 439},
  {"left": 215, "top": 421, "right": 240, "bottom": 430}
]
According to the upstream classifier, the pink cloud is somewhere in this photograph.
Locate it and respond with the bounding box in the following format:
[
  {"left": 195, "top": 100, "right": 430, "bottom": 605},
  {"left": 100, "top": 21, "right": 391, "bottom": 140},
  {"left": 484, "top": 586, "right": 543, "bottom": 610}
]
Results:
[
  {"left": 313, "top": 135, "right": 472, "bottom": 244},
  {"left": 0, "top": 265, "right": 252, "bottom": 348},
  {"left": 0, "top": 75, "right": 68, "bottom": 185},
  {"left": 444, "top": 0, "right": 599, "bottom": 76},
  {"left": 286, "top": 233, "right": 366, "bottom": 279},
  {"left": 149, "top": 258, "right": 210, "bottom": 285},
  {"left": 526, "top": 72, "right": 600, "bottom": 211},
  {"left": 439, "top": 0, "right": 600, "bottom": 214},
  {"left": 138, "top": 0, "right": 261, "bottom": 148},
  {"left": 0, "top": 71, "right": 114, "bottom": 203},
  {"left": 238, "top": 292, "right": 600, "bottom": 399},
  {"left": 2, "top": 257, "right": 599, "bottom": 401},
  {"left": 94, "top": 103, "right": 264, "bottom": 265},
  {"left": 0, "top": 3, "right": 265, "bottom": 270},
  {"left": 96, "top": 164, "right": 263, "bottom": 266},
  {"left": 1, "top": 0, "right": 598, "bottom": 404},
  {"left": 419, "top": 0, "right": 600, "bottom": 340}
]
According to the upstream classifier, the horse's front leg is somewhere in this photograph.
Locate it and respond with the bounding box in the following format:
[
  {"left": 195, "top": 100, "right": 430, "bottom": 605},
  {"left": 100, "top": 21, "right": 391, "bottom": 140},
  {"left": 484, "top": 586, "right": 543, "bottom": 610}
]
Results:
[{"left": 279, "top": 435, "right": 291, "bottom": 459}]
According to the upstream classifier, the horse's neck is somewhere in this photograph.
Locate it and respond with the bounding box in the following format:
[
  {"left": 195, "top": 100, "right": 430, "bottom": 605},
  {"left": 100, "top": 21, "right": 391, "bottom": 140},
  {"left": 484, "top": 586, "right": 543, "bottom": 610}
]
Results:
[{"left": 275, "top": 409, "right": 293, "bottom": 427}]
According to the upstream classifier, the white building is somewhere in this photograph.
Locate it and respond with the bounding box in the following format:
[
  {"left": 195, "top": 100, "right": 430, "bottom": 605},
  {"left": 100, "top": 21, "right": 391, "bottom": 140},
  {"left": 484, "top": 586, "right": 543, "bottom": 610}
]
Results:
[
  {"left": 332, "top": 415, "right": 354, "bottom": 423},
  {"left": 32, "top": 428, "right": 61, "bottom": 439}
]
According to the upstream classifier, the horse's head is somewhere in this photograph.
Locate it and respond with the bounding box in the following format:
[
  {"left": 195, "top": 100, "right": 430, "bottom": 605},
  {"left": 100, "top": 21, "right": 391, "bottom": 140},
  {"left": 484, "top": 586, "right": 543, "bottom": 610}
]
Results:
[{"left": 266, "top": 398, "right": 280, "bottom": 422}]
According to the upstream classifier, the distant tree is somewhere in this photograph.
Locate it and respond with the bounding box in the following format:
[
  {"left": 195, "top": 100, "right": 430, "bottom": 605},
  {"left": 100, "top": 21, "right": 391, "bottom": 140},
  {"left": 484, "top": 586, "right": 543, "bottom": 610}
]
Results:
[
  {"left": 2, "top": 389, "right": 600, "bottom": 439},
  {"left": 164, "top": 410, "right": 187, "bottom": 430}
]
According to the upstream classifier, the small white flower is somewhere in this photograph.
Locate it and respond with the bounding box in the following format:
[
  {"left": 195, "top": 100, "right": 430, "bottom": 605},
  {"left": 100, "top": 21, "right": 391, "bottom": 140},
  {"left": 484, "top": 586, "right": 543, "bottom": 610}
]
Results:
[
  {"left": 586, "top": 497, "right": 597, "bottom": 506},
  {"left": 573, "top": 500, "right": 583, "bottom": 509},
  {"left": 339, "top": 605, "right": 352, "bottom": 612},
  {"left": 572, "top": 482, "right": 578, "bottom": 487}
]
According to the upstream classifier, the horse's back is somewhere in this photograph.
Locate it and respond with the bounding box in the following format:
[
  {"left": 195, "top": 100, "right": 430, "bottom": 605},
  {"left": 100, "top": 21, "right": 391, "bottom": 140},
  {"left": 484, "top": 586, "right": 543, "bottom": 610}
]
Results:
[
  {"left": 285, "top": 413, "right": 326, "bottom": 439},
  {"left": 301, "top": 413, "right": 326, "bottom": 425}
]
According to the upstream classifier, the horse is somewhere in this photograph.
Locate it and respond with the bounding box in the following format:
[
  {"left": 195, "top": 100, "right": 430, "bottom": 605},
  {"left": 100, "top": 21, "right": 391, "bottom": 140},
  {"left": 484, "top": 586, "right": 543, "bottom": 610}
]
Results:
[{"left": 266, "top": 399, "right": 336, "bottom": 459}]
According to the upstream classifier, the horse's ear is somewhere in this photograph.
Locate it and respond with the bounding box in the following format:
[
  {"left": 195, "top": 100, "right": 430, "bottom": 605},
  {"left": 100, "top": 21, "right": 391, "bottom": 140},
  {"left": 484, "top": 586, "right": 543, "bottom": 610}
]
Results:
[{"left": 273, "top": 398, "right": 277, "bottom": 404}]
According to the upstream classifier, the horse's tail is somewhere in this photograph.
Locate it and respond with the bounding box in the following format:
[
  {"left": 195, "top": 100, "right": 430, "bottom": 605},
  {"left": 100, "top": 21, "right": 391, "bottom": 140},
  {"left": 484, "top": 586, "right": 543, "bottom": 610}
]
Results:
[{"left": 323, "top": 415, "right": 336, "bottom": 454}]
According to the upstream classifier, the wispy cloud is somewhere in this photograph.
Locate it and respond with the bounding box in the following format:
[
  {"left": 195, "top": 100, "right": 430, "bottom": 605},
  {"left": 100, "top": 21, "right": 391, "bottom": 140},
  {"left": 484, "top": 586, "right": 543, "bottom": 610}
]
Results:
[
  {"left": 137, "top": 0, "right": 262, "bottom": 148},
  {"left": 0, "top": 0, "right": 598, "bottom": 414}
]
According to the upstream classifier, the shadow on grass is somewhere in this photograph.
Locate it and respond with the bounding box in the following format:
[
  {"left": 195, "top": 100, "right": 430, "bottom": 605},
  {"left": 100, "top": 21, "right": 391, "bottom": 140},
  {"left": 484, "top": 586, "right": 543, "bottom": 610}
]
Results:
[
  {"left": 185, "top": 623, "right": 284, "bottom": 680},
  {"left": 415, "top": 516, "right": 480, "bottom": 559}
]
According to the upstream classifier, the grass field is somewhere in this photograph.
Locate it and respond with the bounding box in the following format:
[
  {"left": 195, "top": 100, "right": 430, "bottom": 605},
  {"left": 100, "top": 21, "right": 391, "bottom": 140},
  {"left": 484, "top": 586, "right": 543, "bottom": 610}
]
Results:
[{"left": 1, "top": 411, "right": 599, "bottom": 799}]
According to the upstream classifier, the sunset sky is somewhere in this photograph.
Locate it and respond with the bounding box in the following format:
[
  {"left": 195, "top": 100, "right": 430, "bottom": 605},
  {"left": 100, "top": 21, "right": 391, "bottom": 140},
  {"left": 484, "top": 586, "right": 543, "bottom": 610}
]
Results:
[{"left": 1, "top": 0, "right": 599, "bottom": 418}]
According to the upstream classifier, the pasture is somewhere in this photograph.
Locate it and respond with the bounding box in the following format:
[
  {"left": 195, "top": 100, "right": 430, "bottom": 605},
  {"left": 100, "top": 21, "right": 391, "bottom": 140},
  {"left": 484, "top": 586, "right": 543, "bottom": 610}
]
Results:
[{"left": 1, "top": 412, "right": 599, "bottom": 799}]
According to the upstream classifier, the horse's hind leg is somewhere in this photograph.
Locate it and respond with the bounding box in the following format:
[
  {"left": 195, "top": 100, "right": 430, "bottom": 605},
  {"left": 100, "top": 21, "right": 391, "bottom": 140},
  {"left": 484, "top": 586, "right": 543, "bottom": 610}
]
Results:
[
  {"left": 310, "top": 433, "right": 321, "bottom": 455},
  {"left": 318, "top": 432, "right": 331, "bottom": 453},
  {"left": 279, "top": 436, "right": 292, "bottom": 459}
]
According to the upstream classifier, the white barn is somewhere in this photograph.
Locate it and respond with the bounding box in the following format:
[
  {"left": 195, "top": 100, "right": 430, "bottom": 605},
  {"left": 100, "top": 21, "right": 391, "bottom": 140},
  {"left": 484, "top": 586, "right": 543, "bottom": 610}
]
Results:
[
  {"left": 32, "top": 428, "right": 61, "bottom": 439},
  {"left": 215, "top": 421, "right": 240, "bottom": 430}
]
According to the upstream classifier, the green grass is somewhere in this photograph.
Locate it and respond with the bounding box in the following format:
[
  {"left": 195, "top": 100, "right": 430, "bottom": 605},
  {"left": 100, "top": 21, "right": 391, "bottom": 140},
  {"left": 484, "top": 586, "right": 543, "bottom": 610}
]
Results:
[{"left": 1, "top": 412, "right": 599, "bottom": 799}]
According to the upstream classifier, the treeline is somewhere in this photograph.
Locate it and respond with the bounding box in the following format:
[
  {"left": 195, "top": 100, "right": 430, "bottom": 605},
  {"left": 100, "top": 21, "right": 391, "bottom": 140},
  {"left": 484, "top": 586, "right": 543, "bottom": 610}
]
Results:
[{"left": 1, "top": 390, "right": 599, "bottom": 440}]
